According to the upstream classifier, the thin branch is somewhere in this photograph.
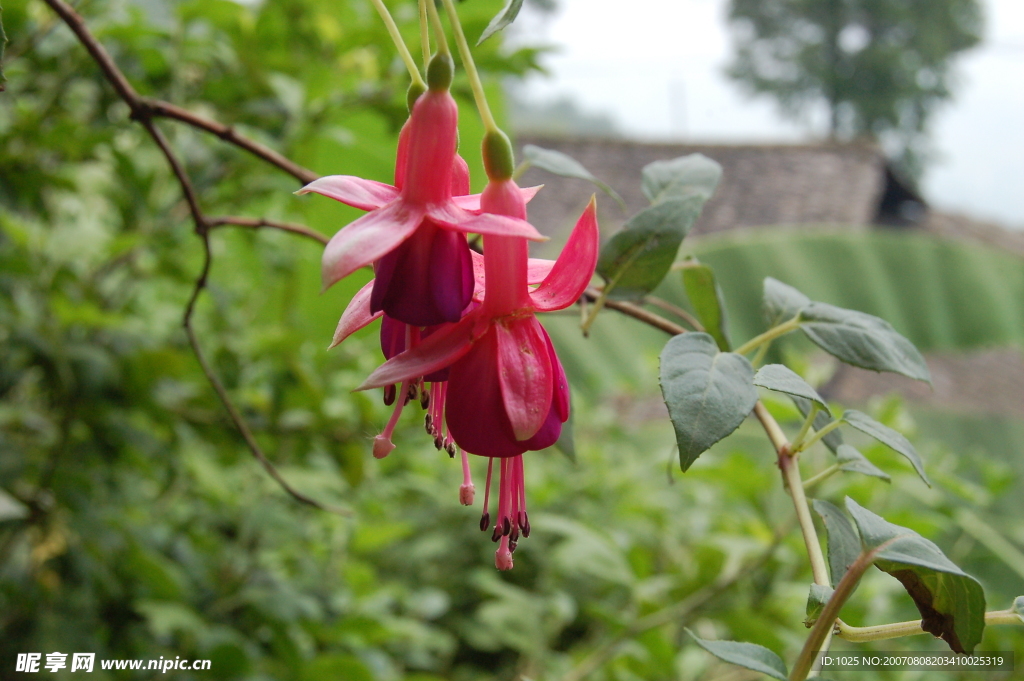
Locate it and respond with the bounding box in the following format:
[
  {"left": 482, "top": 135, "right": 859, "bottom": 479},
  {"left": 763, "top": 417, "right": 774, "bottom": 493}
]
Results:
[
  {"left": 209, "top": 216, "right": 328, "bottom": 245},
  {"left": 582, "top": 288, "right": 688, "bottom": 336},
  {"left": 642, "top": 295, "right": 705, "bottom": 332},
  {"left": 182, "top": 236, "right": 348, "bottom": 516},
  {"left": 145, "top": 99, "right": 317, "bottom": 184},
  {"left": 41, "top": 0, "right": 343, "bottom": 513}
]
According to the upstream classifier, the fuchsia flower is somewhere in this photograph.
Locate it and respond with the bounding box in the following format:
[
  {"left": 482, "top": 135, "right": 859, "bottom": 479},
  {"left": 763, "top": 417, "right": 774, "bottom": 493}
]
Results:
[
  {"left": 297, "top": 84, "right": 544, "bottom": 327},
  {"left": 358, "top": 182, "right": 599, "bottom": 569}
]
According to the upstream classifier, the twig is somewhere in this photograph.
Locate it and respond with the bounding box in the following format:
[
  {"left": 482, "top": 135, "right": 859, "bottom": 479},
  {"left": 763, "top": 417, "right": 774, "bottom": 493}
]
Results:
[
  {"left": 582, "top": 288, "right": 688, "bottom": 336},
  {"left": 41, "top": 0, "right": 343, "bottom": 514},
  {"left": 643, "top": 295, "right": 704, "bottom": 332},
  {"left": 209, "top": 216, "right": 328, "bottom": 245}
]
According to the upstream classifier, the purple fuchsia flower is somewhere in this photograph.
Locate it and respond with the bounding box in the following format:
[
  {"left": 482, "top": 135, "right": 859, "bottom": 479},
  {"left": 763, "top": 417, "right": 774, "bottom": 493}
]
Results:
[
  {"left": 358, "top": 180, "right": 600, "bottom": 568},
  {"left": 296, "top": 73, "right": 543, "bottom": 327}
]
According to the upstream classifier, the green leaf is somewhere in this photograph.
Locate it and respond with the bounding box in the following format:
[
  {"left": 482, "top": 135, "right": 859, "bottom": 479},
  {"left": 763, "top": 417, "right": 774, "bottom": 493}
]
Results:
[
  {"left": 842, "top": 409, "right": 929, "bottom": 486},
  {"left": 641, "top": 153, "right": 722, "bottom": 205},
  {"left": 845, "top": 497, "right": 987, "bottom": 654},
  {"left": 686, "top": 630, "right": 788, "bottom": 681},
  {"left": 763, "top": 277, "right": 810, "bottom": 326},
  {"left": 681, "top": 260, "right": 731, "bottom": 350},
  {"left": 522, "top": 145, "right": 626, "bottom": 210},
  {"left": 0, "top": 488, "right": 27, "bottom": 521},
  {"left": 836, "top": 444, "right": 890, "bottom": 482},
  {"left": 753, "top": 364, "right": 829, "bottom": 415},
  {"left": 812, "top": 499, "right": 861, "bottom": 589},
  {"left": 805, "top": 583, "right": 834, "bottom": 626},
  {"left": 659, "top": 333, "right": 758, "bottom": 471},
  {"left": 793, "top": 396, "right": 843, "bottom": 454},
  {"left": 799, "top": 303, "right": 931, "bottom": 382},
  {"left": 597, "top": 197, "right": 703, "bottom": 299},
  {"left": 477, "top": 0, "right": 525, "bottom": 45}
]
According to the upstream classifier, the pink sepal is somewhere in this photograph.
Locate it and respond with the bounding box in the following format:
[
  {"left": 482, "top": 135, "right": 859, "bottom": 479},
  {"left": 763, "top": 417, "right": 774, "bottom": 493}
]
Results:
[
  {"left": 329, "top": 279, "right": 381, "bottom": 349},
  {"left": 356, "top": 314, "right": 479, "bottom": 390},
  {"left": 470, "top": 252, "right": 556, "bottom": 301},
  {"left": 530, "top": 197, "right": 599, "bottom": 312},
  {"left": 297, "top": 175, "right": 399, "bottom": 211},
  {"left": 427, "top": 203, "right": 547, "bottom": 242},
  {"left": 495, "top": 316, "right": 554, "bottom": 441},
  {"left": 321, "top": 201, "right": 425, "bottom": 291}
]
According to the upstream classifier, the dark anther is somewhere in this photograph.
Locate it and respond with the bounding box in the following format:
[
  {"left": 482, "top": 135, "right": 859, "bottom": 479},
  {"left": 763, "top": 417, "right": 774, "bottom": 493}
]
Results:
[
  {"left": 424, "top": 414, "right": 433, "bottom": 433},
  {"left": 433, "top": 435, "right": 443, "bottom": 450},
  {"left": 407, "top": 383, "right": 418, "bottom": 403},
  {"left": 445, "top": 442, "right": 457, "bottom": 458},
  {"left": 491, "top": 525, "right": 502, "bottom": 542},
  {"left": 420, "top": 390, "right": 430, "bottom": 409},
  {"left": 383, "top": 384, "right": 396, "bottom": 406},
  {"left": 521, "top": 514, "right": 531, "bottom": 538},
  {"left": 502, "top": 517, "right": 511, "bottom": 537},
  {"left": 479, "top": 512, "right": 490, "bottom": 532},
  {"left": 509, "top": 539, "right": 518, "bottom": 553}
]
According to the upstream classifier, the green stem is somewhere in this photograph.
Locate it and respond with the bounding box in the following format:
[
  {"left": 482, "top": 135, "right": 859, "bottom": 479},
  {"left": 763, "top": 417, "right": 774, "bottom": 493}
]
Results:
[
  {"left": 791, "top": 548, "right": 879, "bottom": 681},
  {"left": 418, "top": 0, "right": 430, "bottom": 67},
  {"left": 734, "top": 316, "right": 802, "bottom": 356},
  {"left": 440, "top": 0, "right": 498, "bottom": 132},
  {"left": 425, "top": 0, "right": 449, "bottom": 55},
  {"left": 780, "top": 453, "right": 830, "bottom": 589},
  {"left": 797, "top": 419, "right": 843, "bottom": 453},
  {"left": 790, "top": 405, "right": 820, "bottom": 451},
  {"left": 802, "top": 463, "right": 840, "bottom": 489},
  {"left": 838, "top": 610, "right": 1023, "bottom": 642},
  {"left": 368, "top": 0, "right": 425, "bottom": 88},
  {"left": 750, "top": 339, "right": 772, "bottom": 367}
]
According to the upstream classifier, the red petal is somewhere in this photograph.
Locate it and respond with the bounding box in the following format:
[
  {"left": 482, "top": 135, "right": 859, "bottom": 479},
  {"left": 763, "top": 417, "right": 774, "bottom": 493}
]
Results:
[
  {"left": 321, "top": 201, "right": 425, "bottom": 290},
  {"left": 427, "top": 203, "right": 547, "bottom": 242},
  {"left": 495, "top": 316, "right": 553, "bottom": 441},
  {"left": 329, "top": 279, "right": 381, "bottom": 349},
  {"left": 452, "top": 185, "right": 543, "bottom": 213},
  {"left": 297, "top": 176, "right": 399, "bottom": 211},
  {"left": 530, "top": 196, "right": 599, "bottom": 311},
  {"left": 356, "top": 314, "right": 478, "bottom": 390}
]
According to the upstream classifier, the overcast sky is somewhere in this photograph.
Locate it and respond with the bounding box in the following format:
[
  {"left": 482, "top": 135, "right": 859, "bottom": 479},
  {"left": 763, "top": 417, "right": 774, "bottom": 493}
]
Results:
[{"left": 514, "top": 0, "right": 1024, "bottom": 228}]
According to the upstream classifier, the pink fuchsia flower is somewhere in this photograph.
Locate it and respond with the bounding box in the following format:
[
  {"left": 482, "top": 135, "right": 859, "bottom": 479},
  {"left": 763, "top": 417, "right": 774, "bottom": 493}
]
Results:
[
  {"left": 358, "top": 185, "right": 598, "bottom": 457},
  {"left": 358, "top": 183, "right": 598, "bottom": 569},
  {"left": 297, "top": 83, "right": 545, "bottom": 327}
]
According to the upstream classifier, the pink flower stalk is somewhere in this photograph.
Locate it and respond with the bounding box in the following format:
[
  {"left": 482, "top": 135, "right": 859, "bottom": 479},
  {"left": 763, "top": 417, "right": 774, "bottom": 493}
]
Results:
[
  {"left": 358, "top": 182, "right": 599, "bottom": 569},
  {"left": 297, "top": 85, "right": 545, "bottom": 327}
]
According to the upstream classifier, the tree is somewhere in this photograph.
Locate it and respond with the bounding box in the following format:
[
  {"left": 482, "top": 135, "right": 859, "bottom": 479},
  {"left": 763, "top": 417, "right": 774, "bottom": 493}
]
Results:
[{"left": 725, "top": 0, "right": 982, "bottom": 177}]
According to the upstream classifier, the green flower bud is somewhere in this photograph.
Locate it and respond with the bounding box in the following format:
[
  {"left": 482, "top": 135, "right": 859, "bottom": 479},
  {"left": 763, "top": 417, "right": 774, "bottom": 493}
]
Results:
[
  {"left": 482, "top": 129, "right": 515, "bottom": 181},
  {"left": 427, "top": 54, "right": 454, "bottom": 91},
  {"left": 407, "top": 82, "right": 426, "bottom": 113}
]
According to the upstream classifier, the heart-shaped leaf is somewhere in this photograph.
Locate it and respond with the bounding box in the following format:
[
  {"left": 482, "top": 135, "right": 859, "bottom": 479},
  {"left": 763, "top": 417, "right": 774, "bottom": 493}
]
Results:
[
  {"left": 686, "top": 630, "right": 788, "bottom": 681},
  {"left": 845, "top": 497, "right": 986, "bottom": 654},
  {"left": 812, "top": 499, "right": 861, "bottom": 589},
  {"left": 837, "top": 444, "right": 890, "bottom": 482},
  {"left": 598, "top": 197, "right": 703, "bottom": 299},
  {"left": 660, "top": 333, "right": 757, "bottom": 471},
  {"left": 763, "top": 277, "right": 810, "bottom": 326},
  {"left": 681, "top": 260, "right": 731, "bottom": 350},
  {"left": 477, "top": 0, "right": 525, "bottom": 45},
  {"left": 641, "top": 154, "right": 722, "bottom": 205},
  {"left": 522, "top": 145, "right": 626, "bottom": 210},
  {"left": 800, "top": 303, "right": 931, "bottom": 383},
  {"left": 753, "top": 364, "right": 829, "bottom": 415},
  {"left": 842, "top": 410, "right": 929, "bottom": 486}
]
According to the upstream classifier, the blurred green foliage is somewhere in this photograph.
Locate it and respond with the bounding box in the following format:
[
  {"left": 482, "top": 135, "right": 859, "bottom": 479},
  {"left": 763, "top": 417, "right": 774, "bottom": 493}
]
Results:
[{"left": 1, "top": 0, "right": 1021, "bottom": 679}]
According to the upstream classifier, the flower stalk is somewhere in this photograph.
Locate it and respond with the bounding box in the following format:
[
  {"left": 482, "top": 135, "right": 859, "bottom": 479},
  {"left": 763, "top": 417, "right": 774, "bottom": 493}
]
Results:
[
  {"left": 368, "top": 0, "right": 426, "bottom": 89},
  {"left": 440, "top": 0, "right": 498, "bottom": 133}
]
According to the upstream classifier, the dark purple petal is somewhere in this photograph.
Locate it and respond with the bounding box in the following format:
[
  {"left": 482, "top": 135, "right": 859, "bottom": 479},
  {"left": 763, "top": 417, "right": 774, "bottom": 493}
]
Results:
[{"left": 370, "top": 221, "right": 473, "bottom": 327}]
